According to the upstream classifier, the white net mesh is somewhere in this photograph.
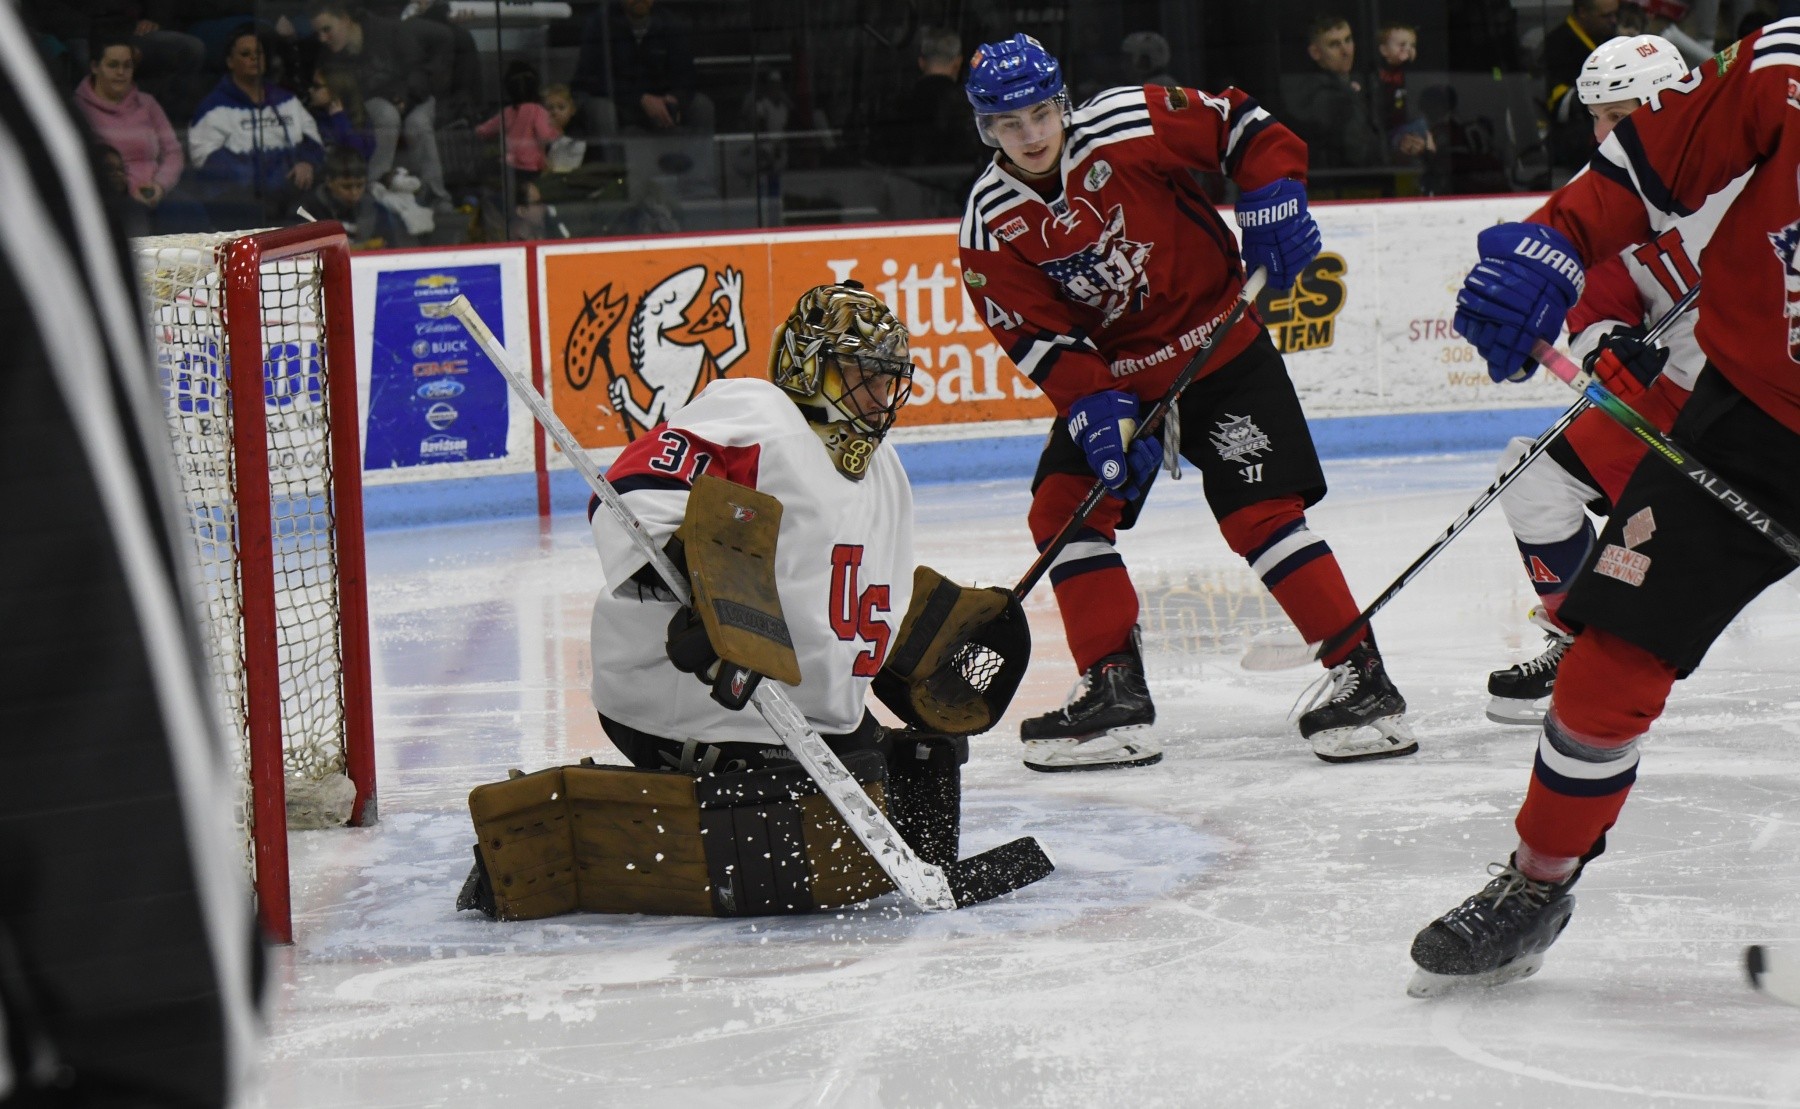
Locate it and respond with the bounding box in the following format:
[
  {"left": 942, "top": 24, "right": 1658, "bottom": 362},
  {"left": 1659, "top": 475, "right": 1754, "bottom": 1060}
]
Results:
[{"left": 136, "top": 232, "right": 357, "bottom": 886}]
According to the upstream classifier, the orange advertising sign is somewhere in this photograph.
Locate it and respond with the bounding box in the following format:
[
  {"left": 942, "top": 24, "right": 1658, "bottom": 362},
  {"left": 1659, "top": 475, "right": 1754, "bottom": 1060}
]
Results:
[{"left": 539, "top": 226, "right": 1053, "bottom": 449}]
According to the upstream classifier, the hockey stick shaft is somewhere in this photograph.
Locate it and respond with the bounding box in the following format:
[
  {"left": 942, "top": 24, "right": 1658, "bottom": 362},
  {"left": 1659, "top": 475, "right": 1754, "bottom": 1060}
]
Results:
[
  {"left": 1011, "top": 267, "right": 1268, "bottom": 601},
  {"left": 1532, "top": 340, "right": 1800, "bottom": 564},
  {"left": 427, "top": 296, "right": 962, "bottom": 911},
  {"left": 1243, "top": 282, "right": 1702, "bottom": 670}
]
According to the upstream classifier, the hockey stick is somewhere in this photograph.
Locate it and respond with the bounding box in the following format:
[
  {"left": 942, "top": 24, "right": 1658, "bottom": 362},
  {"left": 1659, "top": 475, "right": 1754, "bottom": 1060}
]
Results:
[
  {"left": 426, "top": 296, "right": 1052, "bottom": 912},
  {"left": 1011, "top": 268, "right": 1269, "bottom": 601},
  {"left": 1747, "top": 945, "right": 1800, "bottom": 1006},
  {"left": 1531, "top": 338, "right": 1800, "bottom": 562},
  {"left": 1240, "top": 282, "right": 1703, "bottom": 671}
]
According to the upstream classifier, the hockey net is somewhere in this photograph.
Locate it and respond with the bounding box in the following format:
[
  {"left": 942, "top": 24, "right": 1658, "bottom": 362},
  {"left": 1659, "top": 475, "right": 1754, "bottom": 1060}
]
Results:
[{"left": 135, "top": 224, "right": 375, "bottom": 944}]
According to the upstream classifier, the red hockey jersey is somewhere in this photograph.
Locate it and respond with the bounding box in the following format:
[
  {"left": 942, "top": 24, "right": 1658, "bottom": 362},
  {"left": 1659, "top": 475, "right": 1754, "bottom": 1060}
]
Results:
[
  {"left": 957, "top": 83, "right": 1308, "bottom": 416},
  {"left": 1532, "top": 20, "right": 1800, "bottom": 433}
]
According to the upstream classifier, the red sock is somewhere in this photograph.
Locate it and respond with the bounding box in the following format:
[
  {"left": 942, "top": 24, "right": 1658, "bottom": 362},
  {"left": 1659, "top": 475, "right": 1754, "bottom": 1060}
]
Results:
[{"left": 1218, "top": 498, "right": 1364, "bottom": 666}]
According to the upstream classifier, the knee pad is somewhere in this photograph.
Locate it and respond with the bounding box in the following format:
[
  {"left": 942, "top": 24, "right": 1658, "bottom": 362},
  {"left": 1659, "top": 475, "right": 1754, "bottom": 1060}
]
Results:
[
  {"left": 1550, "top": 629, "right": 1677, "bottom": 745},
  {"left": 1029, "top": 472, "right": 1124, "bottom": 544},
  {"left": 883, "top": 731, "right": 967, "bottom": 870},
  {"left": 1216, "top": 495, "right": 1306, "bottom": 558}
]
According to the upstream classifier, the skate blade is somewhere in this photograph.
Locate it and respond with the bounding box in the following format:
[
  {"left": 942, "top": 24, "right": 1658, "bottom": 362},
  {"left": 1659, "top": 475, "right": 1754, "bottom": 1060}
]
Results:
[
  {"left": 1023, "top": 728, "right": 1164, "bottom": 772},
  {"left": 1406, "top": 953, "right": 1545, "bottom": 998},
  {"left": 1311, "top": 717, "right": 1419, "bottom": 764},
  {"left": 1484, "top": 695, "right": 1547, "bottom": 726}
]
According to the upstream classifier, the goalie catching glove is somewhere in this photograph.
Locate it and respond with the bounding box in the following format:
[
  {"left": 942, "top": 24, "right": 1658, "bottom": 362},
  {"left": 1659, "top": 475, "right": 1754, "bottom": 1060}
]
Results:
[{"left": 874, "top": 566, "right": 1031, "bottom": 735}]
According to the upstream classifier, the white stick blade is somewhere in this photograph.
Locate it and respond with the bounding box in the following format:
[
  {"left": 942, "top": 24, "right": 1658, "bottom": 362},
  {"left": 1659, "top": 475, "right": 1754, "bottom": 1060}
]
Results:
[{"left": 1239, "top": 629, "right": 1319, "bottom": 671}]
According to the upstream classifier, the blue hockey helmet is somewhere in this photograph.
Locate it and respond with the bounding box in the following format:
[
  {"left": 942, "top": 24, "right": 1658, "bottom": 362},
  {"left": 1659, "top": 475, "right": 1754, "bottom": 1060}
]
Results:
[{"left": 965, "top": 33, "right": 1064, "bottom": 112}]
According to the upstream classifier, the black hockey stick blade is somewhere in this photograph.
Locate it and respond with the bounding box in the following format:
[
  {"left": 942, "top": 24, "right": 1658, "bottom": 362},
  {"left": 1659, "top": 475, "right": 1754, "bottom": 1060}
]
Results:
[{"left": 945, "top": 836, "right": 1055, "bottom": 907}]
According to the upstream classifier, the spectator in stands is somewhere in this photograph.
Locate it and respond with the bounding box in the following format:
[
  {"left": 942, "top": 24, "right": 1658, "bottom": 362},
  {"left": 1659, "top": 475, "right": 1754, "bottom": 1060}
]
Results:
[
  {"left": 94, "top": 143, "right": 149, "bottom": 236},
  {"left": 189, "top": 25, "right": 324, "bottom": 230},
  {"left": 294, "top": 144, "right": 407, "bottom": 248},
  {"left": 75, "top": 33, "right": 209, "bottom": 233},
  {"left": 540, "top": 82, "right": 592, "bottom": 173},
  {"left": 1373, "top": 22, "right": 1433, "bottom": 166},
  {"left": 1416, "top": 83, "right": 1509, "bottom": 195},
  {"left": 1283, "top": 15, "right": 1386, "bottom": 172},
  {"left": 309, "top": 1, "right": 452, "bottom": 208},
  {"left": 1120, "top": 30, "right": 1179, "bottom": 85},
  {"left": 393, "top": 0, "right": 481, "bottom": 126},
  {"left": 477, "top": 60, "right": 562, "bottom": 189},
  {"left": 1544, "top": 0, "right": 1622, "bottom": 177},
  {"left": 571, "top": 0, "right": 716, "bottom": 137},
  {"left": 874, "top": 26, "right": 982, "bottom": 168},
  {"left": 308, "top": 64, "right": 375, "bottom": 162}
]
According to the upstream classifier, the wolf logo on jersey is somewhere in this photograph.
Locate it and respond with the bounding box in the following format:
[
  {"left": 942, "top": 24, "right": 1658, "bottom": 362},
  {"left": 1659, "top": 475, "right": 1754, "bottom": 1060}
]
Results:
[{"left": 1039, "top": 204, "right": 1151, "bottom": 327}]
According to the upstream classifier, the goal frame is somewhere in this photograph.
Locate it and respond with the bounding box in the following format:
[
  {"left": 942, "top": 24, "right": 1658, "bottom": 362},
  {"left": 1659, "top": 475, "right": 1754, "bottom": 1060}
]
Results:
[{"left": 220, "top": 224, "right": 375, "bottom": 944}]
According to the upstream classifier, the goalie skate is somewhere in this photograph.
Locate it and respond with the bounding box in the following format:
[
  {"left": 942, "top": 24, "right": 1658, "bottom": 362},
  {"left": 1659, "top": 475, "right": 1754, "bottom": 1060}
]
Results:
[
  {"left": 1297, "top": 641, "right": 1417, "bottom": 763},
  {"left": 1485, "top": 610, "right": 1573, "bottom": 726},
  {"left": 1019, "top": 643, "right": 1162, "bottom": 772},
  {"left": 1407, "top": 857, "right": 1577, "bottom": 998}
]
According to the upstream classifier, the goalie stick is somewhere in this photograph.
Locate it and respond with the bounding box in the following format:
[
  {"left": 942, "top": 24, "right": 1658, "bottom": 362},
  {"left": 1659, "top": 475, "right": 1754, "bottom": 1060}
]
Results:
[
  {"left": 1240, "top": 282, "right": 1702, "bottom": 671},
  {"left": 424, "top": 296, "right": 1053, "bottom": 913},
  {"left": 1747, "top": 945, "right": 1800, "bottom": 1007}
]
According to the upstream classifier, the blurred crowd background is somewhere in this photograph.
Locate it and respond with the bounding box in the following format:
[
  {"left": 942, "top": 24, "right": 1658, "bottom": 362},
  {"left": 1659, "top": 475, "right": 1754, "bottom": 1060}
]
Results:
[{"left": 28, "top": 0, "right": 1789, "bottom": 249}]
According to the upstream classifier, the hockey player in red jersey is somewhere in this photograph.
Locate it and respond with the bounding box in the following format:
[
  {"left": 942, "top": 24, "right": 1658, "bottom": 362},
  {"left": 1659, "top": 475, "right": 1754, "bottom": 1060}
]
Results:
[
  {"left": 1483, "top": 33, "right": 1751, "bottom": 724},
  {"left": 957, "top": 33, "right": 1416, "bottom": 770},
  {"left": 1412, "top": 20, "right": 1800, "bottom": 994}
]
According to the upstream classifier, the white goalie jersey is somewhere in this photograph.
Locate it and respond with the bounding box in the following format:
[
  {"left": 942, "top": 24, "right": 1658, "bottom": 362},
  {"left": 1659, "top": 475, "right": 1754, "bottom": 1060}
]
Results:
[{"left": 589, "top": 378, "right": 915, "bottom": 744}]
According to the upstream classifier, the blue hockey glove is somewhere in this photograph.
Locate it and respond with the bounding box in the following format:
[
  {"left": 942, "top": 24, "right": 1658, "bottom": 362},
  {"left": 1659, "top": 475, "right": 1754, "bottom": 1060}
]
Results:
[
  {"left": 1454, "top": 222, "right": 1585, "bottom": 384},
  {"left": 1581, "top": 324, "right": 1668, "bottom": 406},
  {"left": 1068, "top": 390, "right": 1161, "bottom": 500},
  {"left": 1235, "top": 178, "right": 1321, "bottom": 293}
]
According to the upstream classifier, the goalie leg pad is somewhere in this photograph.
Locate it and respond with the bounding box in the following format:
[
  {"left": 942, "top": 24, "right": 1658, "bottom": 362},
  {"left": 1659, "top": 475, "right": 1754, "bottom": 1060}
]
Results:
[
  {"left": 461, "top": 752, "right": 899, "bottom": 918},
  {"left": 698, "top": 750, "right": 895, "bottom": 912},
  {"left": 884, "top": 731, "right": 966, "bottom": 870},
  {"left": 465, "top": 767, "right": 580, "bottom": 921}
]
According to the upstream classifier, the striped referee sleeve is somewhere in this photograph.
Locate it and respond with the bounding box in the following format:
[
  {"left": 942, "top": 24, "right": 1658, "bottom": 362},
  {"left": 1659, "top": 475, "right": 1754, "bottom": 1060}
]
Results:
[{"left": 0, "top": 5, "right": 262, "bottom": 1105}]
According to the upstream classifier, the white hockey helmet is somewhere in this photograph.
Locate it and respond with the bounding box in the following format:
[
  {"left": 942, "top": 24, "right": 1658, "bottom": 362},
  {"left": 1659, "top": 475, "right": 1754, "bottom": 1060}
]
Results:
[{"left": 1577, "top": 34, "right": 1688, "bottom": 106}]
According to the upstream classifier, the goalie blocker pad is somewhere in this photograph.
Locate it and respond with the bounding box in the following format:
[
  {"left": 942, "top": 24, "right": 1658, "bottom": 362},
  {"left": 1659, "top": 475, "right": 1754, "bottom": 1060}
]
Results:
[
  {"left": 874, "top": 566, "right": 1030, "bottom": 736},
  {"left": 676, "top": 474, "right": 802, "bottom": 686},
  {"left": 458, "top": 753, "right": 902, "bottom": 919}
]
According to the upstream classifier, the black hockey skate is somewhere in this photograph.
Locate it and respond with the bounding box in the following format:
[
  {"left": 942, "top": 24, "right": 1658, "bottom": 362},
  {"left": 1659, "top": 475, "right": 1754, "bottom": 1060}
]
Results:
[
  {"left": 1020, "top": 638, "right": 1162, "bottom": 772},
  {"left": 1486, "top": 612, "right": 1573, "bottom": 726},
  {"left": 1297, "top": 640, "right": 1417, "bottom": 763},
  {"left": 1407, "top": 856, "right": 1580, "bottom": 997}
]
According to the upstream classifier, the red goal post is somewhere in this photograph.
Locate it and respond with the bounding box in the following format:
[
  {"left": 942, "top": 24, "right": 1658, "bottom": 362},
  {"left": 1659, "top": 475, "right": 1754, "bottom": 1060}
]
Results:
[{"left": 138, "top": 223, "right": 375, "bottom": 944}]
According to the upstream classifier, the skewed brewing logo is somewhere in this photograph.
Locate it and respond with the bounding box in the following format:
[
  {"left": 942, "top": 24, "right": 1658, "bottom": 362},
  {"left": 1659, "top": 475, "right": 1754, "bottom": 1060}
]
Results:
[
  {"left": 562, "top": 264, "right": 749, "bottom": 439},
  {"left": 1255, "top": 253, "right": 1348, "bottom": 353}
]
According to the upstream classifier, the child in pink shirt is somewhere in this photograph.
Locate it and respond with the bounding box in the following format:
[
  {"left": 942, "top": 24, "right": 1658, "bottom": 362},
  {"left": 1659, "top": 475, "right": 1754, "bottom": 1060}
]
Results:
[{"left": 477, "top": 62, "right": 562, "bottom": 180}]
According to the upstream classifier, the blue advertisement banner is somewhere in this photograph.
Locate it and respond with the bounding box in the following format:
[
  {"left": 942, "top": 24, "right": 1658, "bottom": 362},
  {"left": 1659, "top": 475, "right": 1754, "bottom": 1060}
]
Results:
[{"left": 367, "top": 265, "right": 509, "bottom": 468}]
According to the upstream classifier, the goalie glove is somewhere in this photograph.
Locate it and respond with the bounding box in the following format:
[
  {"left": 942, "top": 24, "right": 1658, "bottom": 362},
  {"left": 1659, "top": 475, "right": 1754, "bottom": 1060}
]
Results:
[
  {"left": 873, "top": 567, "right": 1031, "bottom": 735},
  {"left": 666, "top": 605, "right": 763, "bottom": 711},
  {"left": 1581, "top": 324, "right": 1669, "bottom": 407}
]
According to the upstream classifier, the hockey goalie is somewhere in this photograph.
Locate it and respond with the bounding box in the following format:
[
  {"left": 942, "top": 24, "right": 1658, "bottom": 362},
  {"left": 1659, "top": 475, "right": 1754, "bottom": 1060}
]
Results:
[{"left": 455, "top": 281, "right": 1034, "bottom": 919}]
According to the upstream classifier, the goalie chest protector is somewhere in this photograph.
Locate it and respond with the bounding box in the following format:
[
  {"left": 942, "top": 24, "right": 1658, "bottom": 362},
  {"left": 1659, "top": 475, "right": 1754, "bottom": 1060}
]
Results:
[{"left": 590, "top": 379, "right": 915, "bottom": 743}]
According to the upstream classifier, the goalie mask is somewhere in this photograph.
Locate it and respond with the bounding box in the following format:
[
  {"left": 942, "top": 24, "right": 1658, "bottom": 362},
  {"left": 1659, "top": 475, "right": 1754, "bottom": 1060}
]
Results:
[{"left": 771, "top": 282, "right": 914, "bottom": 480}]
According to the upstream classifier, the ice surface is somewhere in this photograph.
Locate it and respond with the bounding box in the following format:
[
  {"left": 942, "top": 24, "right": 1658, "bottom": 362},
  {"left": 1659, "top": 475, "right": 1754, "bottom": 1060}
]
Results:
[{"left": 253, "top": 453, "right": 1800, "bottom": 1108}]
